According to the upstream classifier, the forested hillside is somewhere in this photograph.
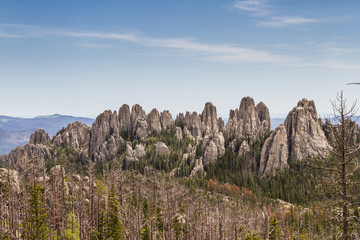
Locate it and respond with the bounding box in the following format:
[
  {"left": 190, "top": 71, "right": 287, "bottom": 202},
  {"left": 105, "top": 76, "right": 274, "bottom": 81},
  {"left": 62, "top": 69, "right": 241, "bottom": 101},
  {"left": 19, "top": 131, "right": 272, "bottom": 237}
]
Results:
[{"left": 1, "top": 96, "right": 360, "bottom": 239}]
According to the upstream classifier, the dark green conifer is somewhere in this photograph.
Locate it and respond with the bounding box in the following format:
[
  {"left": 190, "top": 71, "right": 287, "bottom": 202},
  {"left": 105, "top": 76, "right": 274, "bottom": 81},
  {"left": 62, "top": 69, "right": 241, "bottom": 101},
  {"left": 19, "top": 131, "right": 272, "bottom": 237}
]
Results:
[
  {"left": 23, "top": 181, "right": 49, "bottom": 240},
  {"left": 106, "top": 184, "right": 123, "bottom": 240}
]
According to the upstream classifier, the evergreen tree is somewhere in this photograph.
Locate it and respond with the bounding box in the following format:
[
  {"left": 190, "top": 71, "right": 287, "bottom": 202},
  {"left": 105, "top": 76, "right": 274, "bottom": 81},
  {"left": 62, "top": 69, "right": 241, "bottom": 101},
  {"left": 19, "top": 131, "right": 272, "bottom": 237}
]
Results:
[
  {"left": 106, "top": 185, "right": 123, "bottom": 240},
  {"left": 155, "top": 206, "right": 163, "bottom": 239},
  {"left": 23, "top": 181, "right": 48, "bottom": 240},
  {"left": 140, "top": 198, "right": 150, "bottom": 240},
  {"left": 269, "top": 216, "right": 282, "bottom": 240}
]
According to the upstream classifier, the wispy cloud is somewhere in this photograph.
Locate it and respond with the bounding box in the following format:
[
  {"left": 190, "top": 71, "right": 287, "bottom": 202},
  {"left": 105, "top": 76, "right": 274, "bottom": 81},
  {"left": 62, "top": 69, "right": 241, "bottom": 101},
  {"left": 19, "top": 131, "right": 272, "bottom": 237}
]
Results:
[
  {"left": 259, "top": 16, "right": 322, "bottom": 27},
  {"left": 233, "top": 1, "right": 324, "bottom": 28},
  {"left": 0, "top": 23, "right": 292, "bottom": 63},
  {"left": 2, "top": 23, "right": 359, "bottom": 71},
  {"left": 233, "top": 0, "right": 269, "bottom": 16}
]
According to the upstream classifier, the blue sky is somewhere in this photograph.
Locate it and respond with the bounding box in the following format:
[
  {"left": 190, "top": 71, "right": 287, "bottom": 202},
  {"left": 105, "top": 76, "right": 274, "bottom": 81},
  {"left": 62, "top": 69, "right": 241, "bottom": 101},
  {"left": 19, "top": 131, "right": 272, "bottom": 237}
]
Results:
[{"left": 1, "top": 0, "right": 360, "bottom": 118}]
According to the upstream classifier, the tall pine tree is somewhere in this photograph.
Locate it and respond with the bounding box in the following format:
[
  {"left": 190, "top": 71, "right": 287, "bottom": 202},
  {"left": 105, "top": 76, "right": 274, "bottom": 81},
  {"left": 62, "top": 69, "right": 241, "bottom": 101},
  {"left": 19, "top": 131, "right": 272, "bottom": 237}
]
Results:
[
  {"left": 23, "top": 181, "right": 48, "bottom": 240},
  {"left": 106, "top": 184, "right": 123, "bottom": 240}
]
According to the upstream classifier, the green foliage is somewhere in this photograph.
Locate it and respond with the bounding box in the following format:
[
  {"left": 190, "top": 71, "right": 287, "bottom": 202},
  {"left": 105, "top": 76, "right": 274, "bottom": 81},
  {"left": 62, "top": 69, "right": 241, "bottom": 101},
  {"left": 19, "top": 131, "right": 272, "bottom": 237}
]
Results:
[
  {"left": 64, "top": 213, "right": 80, "bottom": 240},
  {"left": 23, "top": 181, "right": 49, "bottom": 240},
  {"left": 269, "top": 216, "right": 282, "bottom": 240},
  {"left": 155, "top": 206, "right": 163, "bottom": 239},
  {"left": 0, "top": 233, "right": 10, "bottom": 240},
  {"left": 106, "top": 185, "right": 123, "bottom": 240},
  {"left": 172, "top": 215, "right": 183, "bottom": 240},
  {"left": 141, "top": 198, "right": 150, "bottom": 240}
]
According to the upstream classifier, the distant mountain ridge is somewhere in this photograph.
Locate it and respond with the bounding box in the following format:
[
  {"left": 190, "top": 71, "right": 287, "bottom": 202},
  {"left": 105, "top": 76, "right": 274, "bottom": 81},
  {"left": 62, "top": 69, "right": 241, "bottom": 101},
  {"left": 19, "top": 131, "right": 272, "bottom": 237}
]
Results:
[{"left": 0, "top": 114, "right": 94, "bottom": 155}]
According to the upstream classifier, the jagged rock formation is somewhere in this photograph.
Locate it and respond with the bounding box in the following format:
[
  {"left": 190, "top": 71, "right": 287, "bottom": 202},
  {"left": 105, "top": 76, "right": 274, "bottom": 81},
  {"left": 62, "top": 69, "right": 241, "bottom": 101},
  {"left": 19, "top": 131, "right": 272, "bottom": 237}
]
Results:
[
  {"left": 54, "top": 122, "right": 91, "bottom": 156},
  {"left": 259, "top": 125, "right": 288, "bottom": 175},
  {"left": 260, "top": 99, "right": 330, "bottom": 176},
  {"left": 190, "top": 158, "right": 206, "bottom": 178},
  {"left": 148, "top": 109, "right": 162, "bottom": 133},
  {"left": 29, "top": 129, "right": 50, "bottom": 145},
  {"left": 204, "top": 141, "right": 218, "bottom": 165},
  {"left": 126, "top": 143, "right": 146, "bottom": 162},
  {"left": 156, "top": 142, "right": 170, "bottom": 155},
  {"left": 160, "top": 110, "right": 174, "bottom": 131},
  {"left": 175, "top": 126, "right": 183, "bottom": 140},
  {"left": 238, "top": 140, "right": 251, "bottom": 156},
  {"left": 6, "top": 144, "right": 51, "bottom": 172},
  {"left": 118, "top": 104, "right": 131, "bottom": 135},
  {"left": 225, "top": 97, "right": 271, "bottom": 141},
  {"left": 174, "top": 102, "right": 226, "bottom": 165},
  {"left": 131, "top": 104, "right": 148, "bottom": 139}
]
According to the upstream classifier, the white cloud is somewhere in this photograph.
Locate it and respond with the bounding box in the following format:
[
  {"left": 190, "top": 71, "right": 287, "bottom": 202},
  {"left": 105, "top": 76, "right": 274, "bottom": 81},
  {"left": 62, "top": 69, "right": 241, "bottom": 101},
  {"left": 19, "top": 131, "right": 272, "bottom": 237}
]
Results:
[
  {"left": 0, "top": 23, "right": 292, "bottom": 64},
  {"left": 232, "top": 1, "right": 323, "bottom": 28},
  {"left": 259, "top": 16, "right": 322, "bottom": 27},
  {"left": 233, "top": 0, "right": 269, "bottom": 16}
]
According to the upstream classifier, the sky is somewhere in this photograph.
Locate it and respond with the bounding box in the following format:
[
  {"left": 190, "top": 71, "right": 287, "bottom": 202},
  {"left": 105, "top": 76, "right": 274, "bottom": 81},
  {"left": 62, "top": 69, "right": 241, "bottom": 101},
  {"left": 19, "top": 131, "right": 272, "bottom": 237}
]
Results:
[{"left": 1, "top": 0, "right": 360, "bottom": 118}]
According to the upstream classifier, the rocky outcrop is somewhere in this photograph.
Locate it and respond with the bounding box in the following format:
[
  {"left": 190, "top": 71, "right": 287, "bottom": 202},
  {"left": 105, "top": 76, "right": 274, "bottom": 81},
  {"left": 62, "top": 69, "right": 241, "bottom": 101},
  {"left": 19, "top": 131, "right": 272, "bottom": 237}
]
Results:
[
  {"left": 256, "top": 102, "right": 271, "bottom": 135},
  {"left": 175, "top": 127, "right": 183, "bottom": 140},
  {"left": 190, "top": 158, "right": 206, "bottom": 178},
  {"left": 134, "top": 144, "right": 145, "bottom": 161},
  {"left": 29, "top": 129, "right": 50, "bottom": 145},
  {"left": 174, "top": 103, "right": 226, "bottom": 165},
  {"left": 131, "top": 105, "right": 148, "bottom": 139},
  {"left": 204, "top": 141, "right": 218, "bottom": 165},
  {"left": 90, "top": 110, "right": 124, "bottom": 162},
  {"left": 260, "top": 99, "right": 330, "bottom": 176},
  {"left": 126, "top": 143, "right": 146, "bottom": 162},
  {"left": 259, "top": 125, "right": 288, "bottom": 175},
  {"left": 125, "top": 142, "right": 134, "bottom": 162},
  {"left": 285, "top": 99, "right": 329, "bottom": 160},
  {"left": 201, "top": 102, "right": 219, "bottom": 137},
  {"left": 90, "top": 110, "right": 119, "bottom": 153},
  {"left": 225, "top": 97, "right": 271, "bottom": 141},
  {"left": 118, "top": 104, "right": 131, "bottom": 135},
  {"left": 156, "top": 142, "right": 170, "bottom": 156},
  {"left": 238, "top": 140, "right": 251, "bottom": 156},
  {"left": 54, "top": 122, "right": 91, "bottom": 154},
  {"left": 6, "top": 144, "right": 51, "bottom": 172},
  {"left": 160, "top": 110, "right": 174, "bottom": 131},
  {"left": 148, "top": 109, "right": 162, "bottom": 133}
]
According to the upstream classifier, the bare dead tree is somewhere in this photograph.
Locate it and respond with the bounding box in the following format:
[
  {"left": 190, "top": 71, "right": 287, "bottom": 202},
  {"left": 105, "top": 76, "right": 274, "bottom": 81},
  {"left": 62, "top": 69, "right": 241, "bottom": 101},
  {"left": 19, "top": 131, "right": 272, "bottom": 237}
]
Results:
[{"left": 311, "top": 91, "right": 360, "bottom": 240}]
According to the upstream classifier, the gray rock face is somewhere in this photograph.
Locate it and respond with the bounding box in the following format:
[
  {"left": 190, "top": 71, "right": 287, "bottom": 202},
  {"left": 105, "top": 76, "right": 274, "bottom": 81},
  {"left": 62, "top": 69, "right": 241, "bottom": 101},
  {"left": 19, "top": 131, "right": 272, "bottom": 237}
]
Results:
[
  {"left": 134, "top": 144, "right": 145, "bottom": 161},
  {"left": 175, "top": 103, "right": 226, "bottom": 165},
  {"left": 156, "top": 142, "right": 170, "bottom": 155},
  {"left": 175, "top": 126, "right": 183, "bottom": 140},
  {"left": 260, "top": 99, "right": 330, "bottom": 176},
  {"left": 118, "top": 104, "right": 131, "bottom": 135},
  {"left": 148, "top": 109, "right": 162, "bottom": 133},
  {"left": 225, "top": 97, "right": 271, "bottom": 141},
  {"left": 0, "top": 168, "right": 20, "bottom": 192},
  {"left": 90, "top": 110, "right": 124, "bottom": 162},
  {"left": 131, "top": 104, "right": 148, "bottom": 138},
  {"left": 256, "top": 102, "right": 271, "bottom": 134},
  {"left": 259, "top": 125, "right": 288, "bottom": 175},
  {"left": 54, "top": 122, "right": 91, "bottom": 153},
  {"left": 160, "top": 110, "right": 174, "bottom": 131},
  {"left": 204, "top": 141, "right": 218, "bottom": 165},
  {"left": 29, "top": 129, "right": 50, "bottom": 145},
  {"left": 238, "top": 140, "right": 251, "bottom": 156},
  {"left": 201, "top": 102, "right": 219, "bottom": 137},
  {"left": 90, "top": 110, "right": 119, "bottom": 153},
  {"left": 125, "top": 142, "right": 134, "bottom": 162},
  {"left": 6, "top": 144, "right": 51, "bottom": 172},
  {"left": 190, "top": 157, "right": 206, "bottom": 178},
  {"left": 285, "top": 98, "right": 330, "bottom": 160}
]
